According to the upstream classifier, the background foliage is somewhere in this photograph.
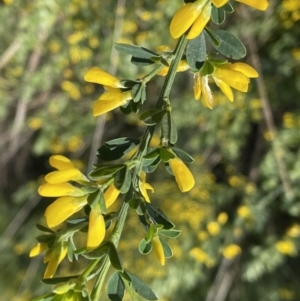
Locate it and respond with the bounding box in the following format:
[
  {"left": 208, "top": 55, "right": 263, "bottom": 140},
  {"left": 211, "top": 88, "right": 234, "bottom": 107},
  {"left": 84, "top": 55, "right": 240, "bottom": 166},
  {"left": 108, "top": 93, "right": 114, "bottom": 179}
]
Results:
[{"left": 0, "top": 0, "right": 300, "bottom": 300}]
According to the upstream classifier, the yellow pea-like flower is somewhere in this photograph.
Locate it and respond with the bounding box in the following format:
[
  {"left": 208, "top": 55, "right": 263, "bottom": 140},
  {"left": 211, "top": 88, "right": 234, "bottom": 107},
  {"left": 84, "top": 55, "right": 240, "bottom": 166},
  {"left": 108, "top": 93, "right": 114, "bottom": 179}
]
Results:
[
  {"left": 212, "top": 0, "right": 269, "bottom": 11},
  {"left": 38, "top": 182, "right": 85, "bottom": 197},
  {"left": 44, "top": 196, "right": 88, "bottom": 228},
  {"left": 87, "top": 208, "right": 106, "bottom": 249},
  {"left": 169, "top": 157, "right": 195, "bottom": 192},
  {"left": 139, "top": 171, "right": 154, "bottom": 203},
  {"left": 152, "top": 235, "right": 165, "bottom": 266}
]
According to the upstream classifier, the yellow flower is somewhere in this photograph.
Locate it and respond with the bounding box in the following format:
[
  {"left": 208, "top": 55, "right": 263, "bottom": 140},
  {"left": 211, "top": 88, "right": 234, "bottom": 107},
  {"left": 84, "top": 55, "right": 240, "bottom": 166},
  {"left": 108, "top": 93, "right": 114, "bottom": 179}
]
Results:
[
  {"left": 169, "top": 157, "right": 195, "bottom": 192},
  {"left": 152, "top": 235, "right": 165, "bottom": 266},
  {"left": 38, "top": 182, "right": 86, "bottom": 197},
  {"left": 212, "top": 0, "right": 269, "bottom": 10},
  {"left": 276, "top": 240, "right": 296, "bottom": 256},
  {"left": 207, "top": 221, "right": 220, "bottom": 236},
  {"left": 104, "top": 184, "right": 120, "bottom": 208},
  {"left": 193, "top": 73, "right": 213, "bottom": 109},
  {"left": 194, "top": 62, "right": 258, "bottom": 108},
  {"left": 222, "top": 244, "right": 242, "bottom": 259},
  {"left": 84, "top": 67, "right": 132, "bottom": 116},
  {"left": 157, "top": 60, "right": 190, "bottom": 76},
  {"left": 44, "top": 196, "right": 88, "bottom": 228},
  {"left": 170, "top": 0, "right": 211, "bottom": 40},
  {"left": 87, "top": 207, "right": 106, "bottom": 249},
  {"left": 30, "top": 242, "right": 68, "bottom": 278},
  {"left": 212, "top": 63, "right": 258, "bottom": 102},
  {"left": 139, "top": 171, "right": 154, "bottom": 203},
  {"left": 190, "top": 247, "right": 207, "bottom": 262},
  {"left": 43, "top": 243, "right": 68, "bottom": 278},
  {"left": 217, "top": 212, "right": 228, "bottom": 224}
]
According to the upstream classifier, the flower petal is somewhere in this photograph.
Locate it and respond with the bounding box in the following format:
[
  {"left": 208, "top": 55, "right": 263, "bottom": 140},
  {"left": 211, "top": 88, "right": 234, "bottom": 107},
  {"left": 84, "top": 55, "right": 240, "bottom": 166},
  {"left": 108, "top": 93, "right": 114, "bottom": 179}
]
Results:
[
  {"left": 93, "top": 90, "right": 131, "bottom": 116},
  {"left": 104, "top": 184, "right": 120, "bottom": 208},
  {"left": 38, "top": 183, "right": 85, "bottom": 197},
  {"left": 235, "top": 0, "right": 269, "bottom": 11},
  {"left": 187, "top": 2, "right": 211, "bottom": 39},
  {"left": 49, "top": 155, "right": 75, "bottom": 170},
  {"left": 170, "top": 0, "right": 207, "bottom": 39},
  {"left": 169, "top": 157, "right": 195, "bottom": 192},
  {"left": 152, "top": 236, "right": 165, "bottom": 266},
  {"left": 84, "top": 67, "right": 123, "bottom": 88},
  {"left": 193, "top": 73, "right": 202, "bottom": 100},
  {"left": 213, "top": 76, "right": 234, "bottom": 101},
  {"left": 139, "top": 171, "right": 154, "bottom": 203},
  {"left": 87, "top": 209, "right": 106, "bottom": 249},
  {"left": 29, "top": 243, "right": 48, "bottom": 257},
  {"left": 230, "top": 62, "right": 258, "bottom": 78},
  {"left": 45, "top": 196, "right": 87, "bottom": 228},
  {"left": 211, "top": 0, "right": 228, "bottom": 8},
  {"left": 213, "top": 67, "right": 249, "bottom": 92},
  {"left": 45, "top": 169, "right": 83, "bottom": 184},
  {"left": 201, "top": 76, "right": 213, "bottom": 109},
  {"left": 43, "top": 244, "right": 67, "bottom": 278}
]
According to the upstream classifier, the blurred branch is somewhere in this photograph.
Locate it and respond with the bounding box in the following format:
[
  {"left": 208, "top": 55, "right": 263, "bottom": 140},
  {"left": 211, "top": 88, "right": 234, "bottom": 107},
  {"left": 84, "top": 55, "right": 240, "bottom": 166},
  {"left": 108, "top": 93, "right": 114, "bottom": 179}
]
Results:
[
  {"left": 87, "top": 0, "right": 127, "bottom": 172},
  {"left": 240, "top": 6, "right": 293, "bottom": 200},
  {"left": 0, "top": 195, "right": 41, "bottom": 252},
  {"left": 0, "top": 38, "right": 22, "bottom": 69},
  {"left": 205, "top": 258, "right": 239, "bottom": 301}
]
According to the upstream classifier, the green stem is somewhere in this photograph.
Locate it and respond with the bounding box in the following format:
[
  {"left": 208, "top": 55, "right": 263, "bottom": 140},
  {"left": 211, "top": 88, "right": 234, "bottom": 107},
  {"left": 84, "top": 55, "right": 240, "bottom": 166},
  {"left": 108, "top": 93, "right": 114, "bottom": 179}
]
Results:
[{"left": 89, "top": 34, "right": 188, "bottom": 301}]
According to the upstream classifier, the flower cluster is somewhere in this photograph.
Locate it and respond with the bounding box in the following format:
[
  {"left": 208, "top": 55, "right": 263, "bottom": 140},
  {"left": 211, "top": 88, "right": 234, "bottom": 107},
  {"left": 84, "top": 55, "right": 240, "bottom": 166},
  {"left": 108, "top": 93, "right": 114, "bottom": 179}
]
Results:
[{"left": 170, "top": 0, "right": 269, "bottom": 40}]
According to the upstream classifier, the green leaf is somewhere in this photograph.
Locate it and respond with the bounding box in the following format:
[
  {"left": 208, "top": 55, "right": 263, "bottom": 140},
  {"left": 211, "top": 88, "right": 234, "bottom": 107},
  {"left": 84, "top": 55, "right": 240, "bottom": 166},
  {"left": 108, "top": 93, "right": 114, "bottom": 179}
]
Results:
[
  {"left": 36, "top": 224, "right": 54, "bottom": 234},
  {"left": 200, "top": 60, "right": 214, "bottom": 76},
  {"left": 108, "top": 242, "right": 124, "bottom": 271},
  {"left": 143, "top": 148, "right": 160, "bottom": 159},
  {"left": 204, "top": 27, "right": 220, "bottom": 46},
  {"left": 87, "top": 189, "right": 106, "bottom": 214},
  {"left": 145, "top": 225, "right": 159, "bottom": 243},
  {"left": 206, "top": 29, "right": 246, "bottom": 60},
  {"left": 186, "top": 32, "right": 206, "bottom": 71},
  {"left": 107, "top": 272, "right": 125, "bottom": 301},
  {"left": 131, "top": 84, "right": 143, "bottom": 102},
  {"left": 143, "top": 156, "right": 161, "bottom": 173},
  {"left": 145, "top": 203, "right": 175, "bottom": 230},
  {"left": 159, "top": 229, "right": 181, "bottom": 238},
  {"left": 159, "top": 147, "right": 175, "bottom": 163},
  {"left": 89, "top": 165, "right": 124, "bottom": 181},
  {"left": 131, "top": 56, "right": 155, "bottom": 66},
  {"left": 115, "top": 43, "right": 158, "bottom": 60},
  {"left": 140, "top": 109, "right": 167, "bottom": 126},
  {"left": 41, "top": 275, "right": 80, "bottom": 285},
  {"left": 66, "top": 217, "right": 88, "bottom": 225},
  {"left": 223, "top": 2, "right": 234, "bottom": 13},
  {"left": 211, "top": 6, "right": 226, "bottom": 25},
  {"left": 170, "top": 147, "right": 194, "bottom": 163},
  {"left": 36, "top": 234, "right": 53, "bottom": 244},
  {"left": 83, "top": 242, "right": 110, "bottom": 259},
  {"left": 127, "top": 271, "right": 158, "bottom": 300},
  {"left": 139, "top": 238, "right": 152, "bottom": 254},
  {"left": 97, "top": 137, "right": 140, "bottom": 161},
  {"left": 114, "top": 166, "right": 131, "bottom": 194},
  {"left": 128, "top": 198, "right": 141, "bottom": 210},
  {"left": 160, "top": 239, "right": 173, "bottom": 258}
]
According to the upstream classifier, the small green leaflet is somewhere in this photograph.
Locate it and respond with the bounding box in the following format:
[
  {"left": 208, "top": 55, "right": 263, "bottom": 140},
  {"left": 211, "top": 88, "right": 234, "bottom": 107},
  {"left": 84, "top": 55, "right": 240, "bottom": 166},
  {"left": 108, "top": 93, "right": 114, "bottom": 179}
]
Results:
[{"left": 107, "top": 272, "right": 125, "bottom": 301}]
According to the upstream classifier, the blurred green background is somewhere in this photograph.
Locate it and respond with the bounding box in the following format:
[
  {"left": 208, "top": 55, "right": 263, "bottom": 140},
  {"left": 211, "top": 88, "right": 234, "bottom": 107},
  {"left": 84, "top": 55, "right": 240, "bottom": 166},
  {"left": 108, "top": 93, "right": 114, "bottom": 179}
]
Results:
[{"left": 1, "top": 0, "right": 300, "bottom": 300}]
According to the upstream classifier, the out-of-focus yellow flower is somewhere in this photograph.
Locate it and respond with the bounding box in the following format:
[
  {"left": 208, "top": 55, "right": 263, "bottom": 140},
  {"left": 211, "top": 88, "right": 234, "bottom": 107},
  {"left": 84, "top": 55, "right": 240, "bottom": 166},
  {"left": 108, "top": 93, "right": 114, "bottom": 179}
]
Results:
[
  {"left": 286, "top": 223, "right": 300, "bottom": 237},
  {"left": 152, "top": 235, "right": 165, "bottom": 266},
  {"left": 276, "top": 240, "right": 296, "bottom": 256},
  {"left": 222, "top": 244, "right": 242, "bottom": 259},
  {"left": 237, "top": 205, "right": 251, "bottom": 218},
  {"left": 190, "top": 247, "right": 207, "bottom": 262},
  {"left": 217, "top": 212, "right": 228, "bottom": 224},
  {"left": 207, "top": 221, "right": 220, "bottom": 236},
  {"left": 139, "top": 171, "right": 154, "bottom": 203},
  {"left": 212, "top": 0, "right": 269, "bottom": 10},
  {"left": 169, "top": 157, "right": 195, "bottom": 192},
  {"left": 170, "top": 0, "right": 211, "bottom": 40},
  {"left": 157, "top": 60, "right": 190, "bottom": 76},
  {"left": 84, "top": 67, "right": 132, "bottom": 116},
  {"left": 278, "top": 288, "right": 296, "bottom": 300}
]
